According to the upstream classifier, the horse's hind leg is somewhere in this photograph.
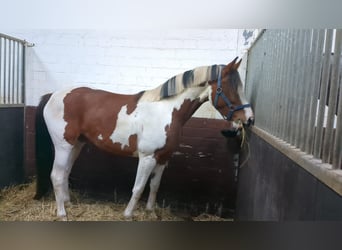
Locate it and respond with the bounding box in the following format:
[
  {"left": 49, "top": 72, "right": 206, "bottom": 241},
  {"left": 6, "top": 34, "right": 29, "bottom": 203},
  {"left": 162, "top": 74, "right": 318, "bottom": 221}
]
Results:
[
  {"left": 63, "top": 142, "right": 84, "bottom": 204},
  {"left": 51, "top": 142, "right": 83, "bottom": 219},
  {"left": 146, "top": 163, "right": 167, "bottom": 211},
  {"left": 124, "top": 154, "right": 156, "bottom": 218}
]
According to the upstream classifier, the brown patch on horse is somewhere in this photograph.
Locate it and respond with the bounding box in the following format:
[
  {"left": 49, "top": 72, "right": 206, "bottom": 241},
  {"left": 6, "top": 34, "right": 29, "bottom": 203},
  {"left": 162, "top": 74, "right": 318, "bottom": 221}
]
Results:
[
  {"left": 63, "top": 87, "right": 143, "bottom": 156},
  {"left": 154, "top": 98, "right": 203, "bottom": 164}
]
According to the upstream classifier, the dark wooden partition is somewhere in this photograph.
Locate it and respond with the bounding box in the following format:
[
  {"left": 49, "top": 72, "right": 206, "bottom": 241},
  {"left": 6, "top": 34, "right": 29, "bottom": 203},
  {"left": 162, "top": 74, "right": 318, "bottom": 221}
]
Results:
[
  {"left": 0, "top": 107, "right": 24, "bottom": 188},
  {"left": 236, "top": 132, "right": 342, "bottom": 221}
]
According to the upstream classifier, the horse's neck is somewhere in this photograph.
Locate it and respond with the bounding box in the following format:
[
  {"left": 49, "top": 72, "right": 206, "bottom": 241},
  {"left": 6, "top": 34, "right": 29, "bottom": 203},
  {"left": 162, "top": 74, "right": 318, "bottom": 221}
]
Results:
[{"left": 166, "top": 86, "right": 209, "bottom": 125}]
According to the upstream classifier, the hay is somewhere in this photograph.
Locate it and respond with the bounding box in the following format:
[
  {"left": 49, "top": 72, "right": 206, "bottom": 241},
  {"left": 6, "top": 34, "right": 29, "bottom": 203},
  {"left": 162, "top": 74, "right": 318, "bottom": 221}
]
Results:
[{"left": 0, "top": 180, "right": 230, "bottom": 221}]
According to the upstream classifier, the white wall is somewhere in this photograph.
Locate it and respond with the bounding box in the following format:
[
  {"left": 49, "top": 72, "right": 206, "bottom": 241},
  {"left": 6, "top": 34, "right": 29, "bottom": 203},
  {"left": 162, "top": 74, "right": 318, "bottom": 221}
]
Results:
[{"left": 7, "top": 29, "right": 255, "bottom": 118}]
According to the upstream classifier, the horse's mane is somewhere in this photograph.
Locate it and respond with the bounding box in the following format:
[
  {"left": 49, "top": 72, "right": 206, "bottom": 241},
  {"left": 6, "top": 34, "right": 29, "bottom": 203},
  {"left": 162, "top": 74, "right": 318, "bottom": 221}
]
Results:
[{"left": 141, "top": 64, "right": 225, "bottom": 101}]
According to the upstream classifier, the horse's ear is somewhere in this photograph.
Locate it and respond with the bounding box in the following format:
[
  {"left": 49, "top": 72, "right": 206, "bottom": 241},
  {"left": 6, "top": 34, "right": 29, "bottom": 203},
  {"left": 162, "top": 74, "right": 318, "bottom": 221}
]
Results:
[
  {"left": 226, "top": 57, "right": 239, "bottom": 71},
  {"left": 234, "top": 58, "right": 242, "bottom": 70}
]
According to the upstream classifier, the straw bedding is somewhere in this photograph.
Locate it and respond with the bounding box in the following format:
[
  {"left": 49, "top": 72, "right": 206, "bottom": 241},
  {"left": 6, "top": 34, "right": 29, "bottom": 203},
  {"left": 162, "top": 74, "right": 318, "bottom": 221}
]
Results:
[{"left": 0, "top": 180, "right": 229, "bottom": 221}]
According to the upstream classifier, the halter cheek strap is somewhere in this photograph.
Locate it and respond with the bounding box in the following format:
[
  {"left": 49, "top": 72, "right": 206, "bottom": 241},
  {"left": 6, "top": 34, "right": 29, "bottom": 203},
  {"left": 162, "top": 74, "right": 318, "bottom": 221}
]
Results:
[{"left": 213, "top": 70, "right": 251, "bottom": 121}]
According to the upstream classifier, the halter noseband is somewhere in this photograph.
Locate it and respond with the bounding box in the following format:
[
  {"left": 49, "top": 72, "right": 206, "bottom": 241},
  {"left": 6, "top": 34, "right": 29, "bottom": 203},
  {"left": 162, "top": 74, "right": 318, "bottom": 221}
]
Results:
[{"left": 213, "top": 70, "right": 251, "bottom": 121}]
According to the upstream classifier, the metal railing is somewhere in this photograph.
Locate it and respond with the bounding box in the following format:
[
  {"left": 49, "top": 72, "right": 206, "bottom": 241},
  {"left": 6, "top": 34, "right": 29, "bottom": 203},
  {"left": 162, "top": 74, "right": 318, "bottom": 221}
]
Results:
[
  {"left": 0, "top": 33, "right": 33, "bottom": 106},
  {"left": 245, "top": 29, "right": 342, "bottom": 170}
]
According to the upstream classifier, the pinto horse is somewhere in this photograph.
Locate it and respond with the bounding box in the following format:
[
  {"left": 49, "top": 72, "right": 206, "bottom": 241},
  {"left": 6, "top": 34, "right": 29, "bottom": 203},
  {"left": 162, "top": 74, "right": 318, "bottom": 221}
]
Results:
[{"left": 34, "top": 57, "right": 254, "bottom": 220}]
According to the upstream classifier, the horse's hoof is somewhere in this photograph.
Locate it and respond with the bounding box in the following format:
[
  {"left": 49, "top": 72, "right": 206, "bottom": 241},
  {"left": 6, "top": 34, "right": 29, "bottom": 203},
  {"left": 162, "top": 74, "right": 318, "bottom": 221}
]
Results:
[{"left": 55, "top": 216, "right": 68, "bottom": 221}]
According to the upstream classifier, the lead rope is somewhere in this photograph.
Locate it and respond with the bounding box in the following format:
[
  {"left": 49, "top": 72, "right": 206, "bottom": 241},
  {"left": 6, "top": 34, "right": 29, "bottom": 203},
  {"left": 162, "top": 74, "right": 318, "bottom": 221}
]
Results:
[{"left": 239, "top": 125, "right": 250, "bottom": 168}]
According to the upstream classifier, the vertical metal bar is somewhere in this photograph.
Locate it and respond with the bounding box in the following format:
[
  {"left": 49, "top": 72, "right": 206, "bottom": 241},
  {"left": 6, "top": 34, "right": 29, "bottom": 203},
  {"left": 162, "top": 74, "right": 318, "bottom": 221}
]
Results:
[
  {"left": 11, "top": 41, "right": 16, "bottom": 104},
  {"left": 300, "top": 29, "right": 316, "bottom": 151},
  {"left": 16, "top": 42, "right": 20, "bottom": 104},
  {"left": 297, "top": 30, "right": 311, "bottom": 149},
  {"left": 284, "top": 30, "right": 298, "bottom": 143},
  {"left": 260, "top": 32, "right": 270, "bottom": 131},
  {"left": 303, "top": 30, "right": 317, "bottom": 152},
  {"left": 270, "top": 30, "right": 277, "bottom": 135},
  {"left": 268, "top": 30, "right": 276, "bottom": 133},
  {"left": 12, "top": 42, "right": 18, "bottom": 104},
  {"left": 281, "top": 30, "right": 293, "bottom": 140},
  {"left": 314, "top": 29, "right": 334, "bottom": 159},
  {"left": 332, "top": 62, "right": 342, "bottom": 169},
  {"left": 18, "top": 44, "right": 23, "bottom": 104},
  {"left": 4, "top": 39, "right": 8, "bottom": 104},
  {"left": 291, "top": 31, "right": 305, "bottom": 146},
  {"left": 276, "top": 30, "right": 283, "bottom": 137},
  {"left": 8, "top": 40, "right": 13, "bottom": 104},
  {"left": 324, "top": 30, "right": 342, "bottom": 164},
  {"left": 272, "top": 30, "right": 279, "bottom": 135},
  {"left": 306, "top": 29, "right": 325, "bottom": 154},
  {"left": 274, "top": 30, "right": 283, "bottom": 137},
  {"left": 22, "top": 44, "right": 26, "bottom": 105},
  {"left": 0, "top": 37, "right": 2, "bottom": 104}
]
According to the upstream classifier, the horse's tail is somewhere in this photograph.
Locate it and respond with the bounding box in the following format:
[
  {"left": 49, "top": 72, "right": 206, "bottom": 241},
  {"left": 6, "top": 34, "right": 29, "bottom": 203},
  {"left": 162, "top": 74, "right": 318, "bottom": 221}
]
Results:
[{"left": 34, "top": 93, "right": 54, "bottom": 200}]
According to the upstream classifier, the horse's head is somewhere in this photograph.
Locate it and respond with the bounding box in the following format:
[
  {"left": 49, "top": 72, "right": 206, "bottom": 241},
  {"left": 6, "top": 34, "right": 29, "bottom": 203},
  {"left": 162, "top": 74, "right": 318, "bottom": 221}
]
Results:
[{"left": 210, "top": 57, "right": 254, "bottom": 127}]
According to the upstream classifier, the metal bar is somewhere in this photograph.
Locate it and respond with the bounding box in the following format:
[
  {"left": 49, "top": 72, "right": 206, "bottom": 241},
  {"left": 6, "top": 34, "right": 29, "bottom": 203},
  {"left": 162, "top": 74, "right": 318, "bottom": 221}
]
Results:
[
  {"left": 274, "top": 30, "right": 284, "bottom": 137},
  {"left": 11, "top": 41, "right": 15, "bottom": 104},
  {"left": 298, "top": 30, "right": 311, "bottom": 150},
  {"left": 0, "top": 37, "right": 2, "bottom": 104},
  {"left": 301, "top": 29, "right": 316, "bottom": 152},
  {"left": 8, "top": 40, "right": 13, "bottom": 104},
  {"left": 16, "top": 42, "right": 20, "bottom": 104},
  {"left": 267, "top": 30, "right": 275, "bottom": 132},
  {"left": 314, "top": 29, "right": 334, "bottom": 158},
  {"left": 272, "top": 30, "right": 283, "bottom": 136},
  {"left": 4, "top": 39, "right": 8, "bottom": 104},
  {"left": 258, "top": 32, "right": 268, "bottom": 131},
  {"left": 331, "top": 30, "right": 342, "bottom": 169},
  {"left": 295, "top": 30, "right": 310, "bottom": 147},
  {"left": 332, "top": 68, "right": 342, "bottom": 169},
  {"left": 303, "top": 29, "right": 318, "bottom": 153},
  {"left": 291, "top": 31, "right": 305, "bottom": 146},
  {"left": 323, "top": 30, "right": 342, "bottom": 164},
  {"left": 22, "top": 45, "right": 26, "bottom": 105},
  {"left": 269, "top": 30, "right": 277, "bottom": 135},
  {"left": 0, "top": 33, "right": 34, "bottom": 47},
  {"left": 281, "top": 30, "right": 294, "bottom": 140},
  {"left": 285, "top": 30, "right": 299, "bottom": 143},
  {"left": 0, "top": 36, "right": 26, "bottom": 106},
  {"left": 306, "top": 29, "right": 325, "bottom": 154}
]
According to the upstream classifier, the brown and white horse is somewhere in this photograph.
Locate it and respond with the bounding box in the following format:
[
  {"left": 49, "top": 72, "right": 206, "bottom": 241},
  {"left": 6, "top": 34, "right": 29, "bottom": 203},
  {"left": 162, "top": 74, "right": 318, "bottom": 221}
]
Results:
[{"left": 34, "top": 57, "right": 254, "bottom": 220}]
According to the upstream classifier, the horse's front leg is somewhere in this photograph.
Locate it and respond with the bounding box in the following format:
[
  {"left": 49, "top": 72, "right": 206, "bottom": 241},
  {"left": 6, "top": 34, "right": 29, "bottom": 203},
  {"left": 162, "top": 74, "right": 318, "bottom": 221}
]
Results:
[
  {"left": 124, "top": 154, "right": 156, "bottom": 219},
  {"left": 146, "top": 163, "right": 167, "bottom": 211}
]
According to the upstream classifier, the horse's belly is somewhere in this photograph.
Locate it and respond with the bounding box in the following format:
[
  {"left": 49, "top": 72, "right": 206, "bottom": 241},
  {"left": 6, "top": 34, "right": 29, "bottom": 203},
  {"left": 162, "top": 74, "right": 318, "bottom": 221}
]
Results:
[{"left": 91, "top": 135, "right": 139, "bottom": 157}]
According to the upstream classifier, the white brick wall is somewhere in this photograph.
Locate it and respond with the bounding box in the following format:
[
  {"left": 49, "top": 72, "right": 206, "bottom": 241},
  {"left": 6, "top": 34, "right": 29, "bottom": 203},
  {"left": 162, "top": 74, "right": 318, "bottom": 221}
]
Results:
[{"left": 7, "top": 29, "right": 255, "bottom": 118}]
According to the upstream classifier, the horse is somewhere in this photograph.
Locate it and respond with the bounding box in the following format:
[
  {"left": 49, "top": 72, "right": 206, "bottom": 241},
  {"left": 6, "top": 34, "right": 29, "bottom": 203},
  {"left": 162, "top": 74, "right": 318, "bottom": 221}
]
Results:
[{"left": 34, "top": 57, "right": 254, "bottom": 220}]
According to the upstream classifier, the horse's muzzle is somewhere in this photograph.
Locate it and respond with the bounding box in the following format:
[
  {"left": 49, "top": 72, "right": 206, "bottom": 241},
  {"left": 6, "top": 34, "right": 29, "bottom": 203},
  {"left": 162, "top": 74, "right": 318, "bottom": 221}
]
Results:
[
  {"left": 245, "top": 117, "right": 254, "bottom": 127},
  {"left": 248, "top": 117, "right": 255, "bottom": 126}
]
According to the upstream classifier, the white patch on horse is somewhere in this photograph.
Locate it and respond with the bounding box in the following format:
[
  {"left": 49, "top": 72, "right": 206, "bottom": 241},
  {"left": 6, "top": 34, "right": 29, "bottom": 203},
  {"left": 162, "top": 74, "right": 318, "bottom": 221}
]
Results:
[
  {"left": 109, "top": 87, "right": 209, "bottom": 156},
  {"left": 44, "top": 89, "right": 71, "bottom": 146},
  {"left": 110, "top": 105, "right": 137, "bottom": 149},
  {"left": 238, "top": 85, "right": 254, "bottom": 121},
  {"left": 98, "top": 134, "right": 103, "bottom": 140}
]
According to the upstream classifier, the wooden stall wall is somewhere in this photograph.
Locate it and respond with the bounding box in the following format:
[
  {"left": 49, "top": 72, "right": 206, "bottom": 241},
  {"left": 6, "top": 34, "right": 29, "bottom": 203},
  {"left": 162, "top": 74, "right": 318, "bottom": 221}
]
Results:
[
  {"left": 0, "top": 107, "right": 24, "bottom": 188},
  {"left": 236, "top": 132, "right": 342, "bottom": 221}
]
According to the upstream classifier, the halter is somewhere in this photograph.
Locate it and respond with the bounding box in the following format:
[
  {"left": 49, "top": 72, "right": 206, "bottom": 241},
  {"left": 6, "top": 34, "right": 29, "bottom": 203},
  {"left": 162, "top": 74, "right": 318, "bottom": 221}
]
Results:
[{"left": 213, "top": 70, "right": 251, "bottom": 121}]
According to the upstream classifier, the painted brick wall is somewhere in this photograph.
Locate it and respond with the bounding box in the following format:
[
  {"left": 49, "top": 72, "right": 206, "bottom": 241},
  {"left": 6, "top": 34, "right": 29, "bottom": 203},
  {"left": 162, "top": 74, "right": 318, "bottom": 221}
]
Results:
[{"left": 8, "top": 29, "right": 255, "bottom": 118}]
